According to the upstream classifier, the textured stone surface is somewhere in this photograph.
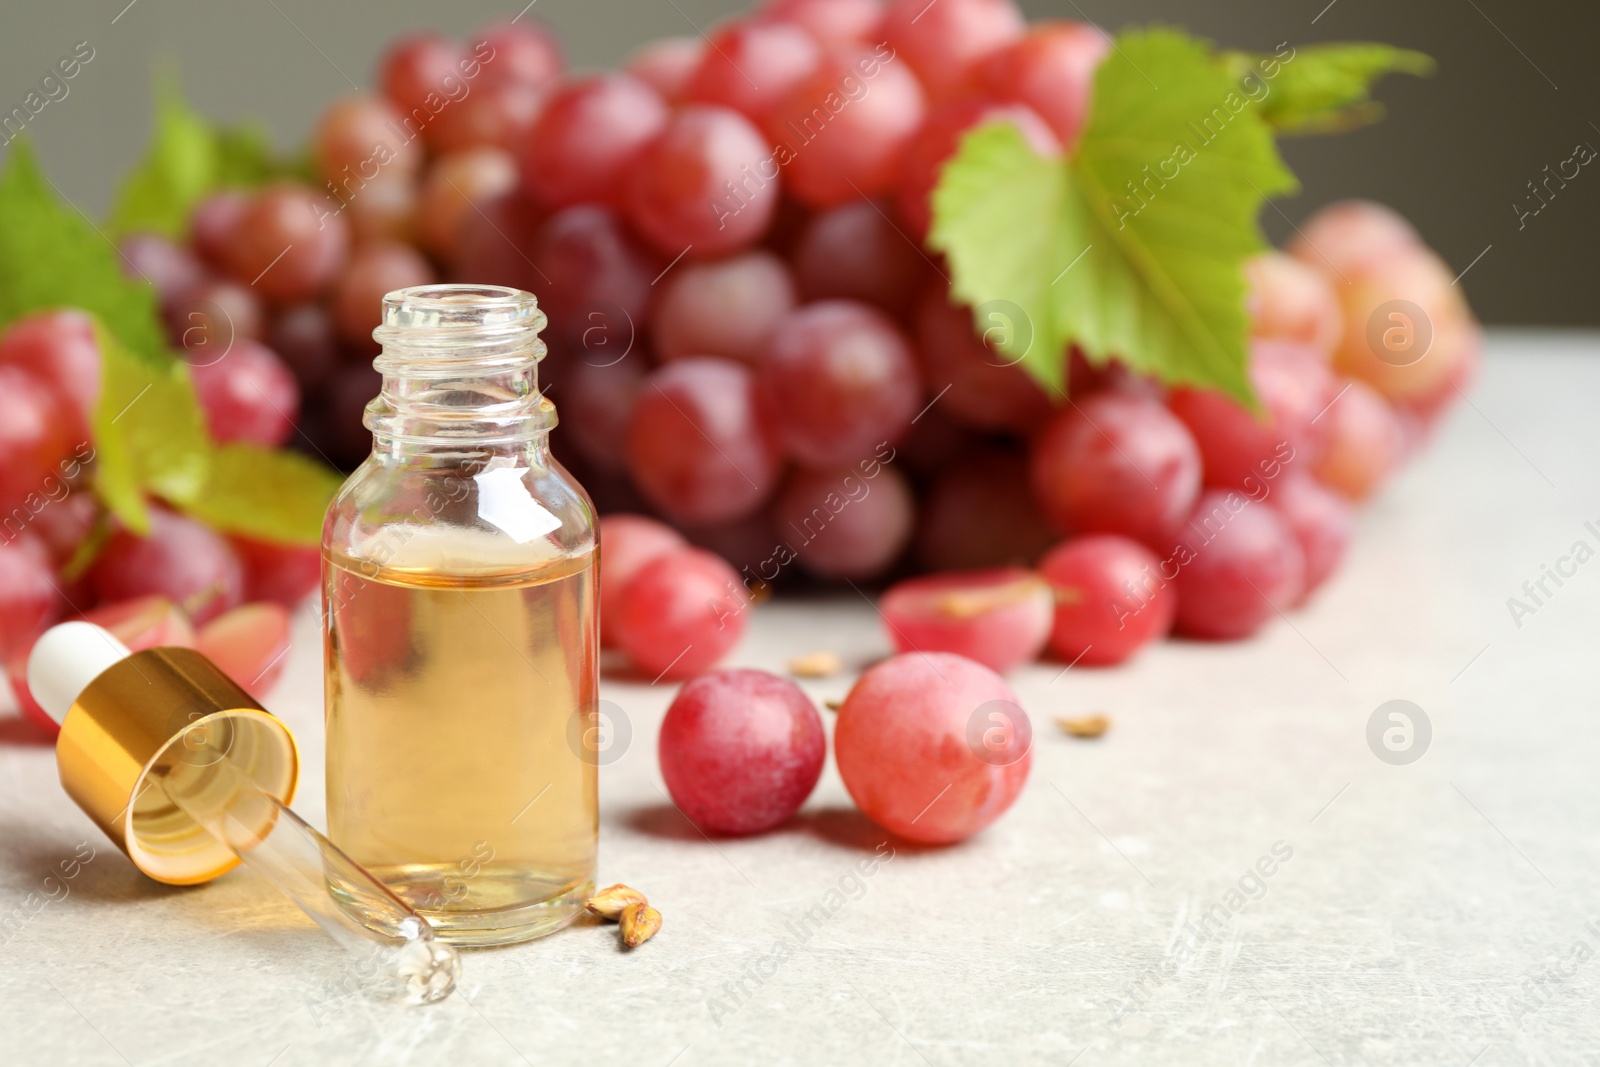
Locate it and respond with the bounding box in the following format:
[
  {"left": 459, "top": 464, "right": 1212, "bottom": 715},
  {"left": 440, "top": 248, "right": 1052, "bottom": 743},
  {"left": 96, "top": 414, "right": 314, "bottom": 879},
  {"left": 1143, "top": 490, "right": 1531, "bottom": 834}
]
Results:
[{"left": 2, "top": 333, "right": 1598, "bottom": 1066}]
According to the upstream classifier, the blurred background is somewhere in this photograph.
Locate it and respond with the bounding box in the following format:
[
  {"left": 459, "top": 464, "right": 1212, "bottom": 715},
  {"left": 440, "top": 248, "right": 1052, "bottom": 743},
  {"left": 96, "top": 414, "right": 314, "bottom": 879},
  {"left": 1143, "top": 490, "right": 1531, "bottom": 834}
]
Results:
[{"left": 0, "top": 0, "right": 1589, "bottom": 326}]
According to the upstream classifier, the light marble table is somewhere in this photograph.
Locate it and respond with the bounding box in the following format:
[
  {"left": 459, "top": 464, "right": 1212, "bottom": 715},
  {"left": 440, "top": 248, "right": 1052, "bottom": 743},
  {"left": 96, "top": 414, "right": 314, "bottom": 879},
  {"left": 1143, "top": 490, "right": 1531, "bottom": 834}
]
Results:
[{"left": 3, "top": 331, "right": 1598, "bottom": 1067}]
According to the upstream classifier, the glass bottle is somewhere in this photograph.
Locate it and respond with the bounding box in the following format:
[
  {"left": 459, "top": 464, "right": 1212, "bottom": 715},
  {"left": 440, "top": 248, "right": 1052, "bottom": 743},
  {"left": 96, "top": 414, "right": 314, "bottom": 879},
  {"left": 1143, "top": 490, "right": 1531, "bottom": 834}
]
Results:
[{"left": 321, "top": 284, "right": 598, "bottom": 947}]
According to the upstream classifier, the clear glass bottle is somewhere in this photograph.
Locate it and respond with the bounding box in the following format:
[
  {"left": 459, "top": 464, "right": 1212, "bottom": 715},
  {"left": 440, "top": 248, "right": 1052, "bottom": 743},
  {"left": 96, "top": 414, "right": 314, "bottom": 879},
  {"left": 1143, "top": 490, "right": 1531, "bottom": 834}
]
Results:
[{"left": 321, "top": 285, "right": 598, "bottom": 947}]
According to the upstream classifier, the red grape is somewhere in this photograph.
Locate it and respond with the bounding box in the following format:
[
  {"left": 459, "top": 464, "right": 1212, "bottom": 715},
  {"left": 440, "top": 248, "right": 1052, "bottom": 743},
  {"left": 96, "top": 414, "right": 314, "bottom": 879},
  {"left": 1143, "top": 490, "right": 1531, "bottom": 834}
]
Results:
[
  {"left": 773, "top": 462, "right": 913, "bottom": 579},
  {"left": 195, "top": 601, "right": 293, "bottom": 699},
  {"left": 658, "top": 668, "right": 825, "bottom": 834},
  {"left": 835, "top": 651, "right": 1031, "bottom": 844},
  {"left": 0, "top": 366, "right": 75, "bottom": 513},
  {"left": 1172, "top": 489, "right": 1304, "bottom": 640},
  {"left": 1038, "top": 534, "right": 1174, "bottom": 666},
  {"left": 625, "top": 105, "right": 780, "bottom": 257},
  {"left": 613, "top": 547, "right": 749, "bottom": 680},
  {"left": 165, "top": 278, "right": 265, "bottom": 362},
  {"left": 792, "top": 200, "right": 929, "bottom": 315},
  {"left": 757, "top": 300, "right": 922, "bottom": 467},
  {"left": 1267, "top": 475, "right": 1352, "bottom": 602},
  {"left": 324, "top": 363, "right": 382, "bottom": 467},
  {"left": 528, "top": 205, "right": 660, "bottom": 348},
  {"left": 653, "top": 250, "right": 796, "bottom": 365},
  {"left": 340, "top": 173, "right": 420, "bottom": 247},
  {"left": 879, "top": 0, "right": 1024, "bottom": 101},
  {"left": 880, "top": 567, "right": 1051, "bottom": 672},
  {"left": 684, "top": 20, "right": 822, "bottom": 123},
  {"left": 625, "top": 38, "right": 703, "bottom": 101},
  {"left": 562, "top": 355, "right": 647, "bottom": 475},
  {"left": 119, "top": 233, "right": 206, "bottom": 312},
  {"left": 915, "top": 450, "right": 1055, "bottom": 571},
  {"left": 189, "top": 339, "right": 301, "bottom": 447},
  {"left": 268, "top": 303, "right": 342, "bottom": 390},
  {"left": 450, "top": 190, "right": 547, "bottom": 292},
  {"left": 1245, "top": 251, "right": 1342, "bottom": 358},
  {"left": 332, "top": 240, "right": 437, "bottom": 350},
  {"left": 598, "top": 513, "right": 687, "bottom": 649},
  {"left": 896, "top": 95, "right": 1059, "bottom": 239},
  {"left": 29, "top": 492, "right": 98, "bottom": 565},
  {"left": 913, "top": 285, "right": 1053, "bottom": 432},
  {"left": 312, "top": 95, "right": 423, "bottom": 189},
  {"left": 0, "top": 539, "right": 59, "bottom": 660},
  {"left": 224, "top": 184, "right": 350, "bottom": 304},
  {"left": 0, "top": 309, "right": 102, "bottom": 440},
  {"left": 379, "top": 33, "right": 465, "bottom": 117},
  {"left": 1313, "top": 378, "right": 1404, "bottom": 501},
  {"left": 229, "top": 535, "right": 323, "bottom": 606},
  {"left": 627, "top": 358, "right": 782, "bottom": 525},
  {"left": 764, "top": 45, "right": 927, "bottom": 206},
  {"left": 759, "top": 0, "right": 884, "bottom": 44},
  {"left": 975, "top": 20, "right": 1108, "bottom": 149},
  {"left": 417, "top": 147, "right": 519, "bottom": 262},
  {"left": 190, "top": 190, "right": 247, "bottom": 271},
  {"left": 470, "top": 18, "right": 563, "bottom": 90},
  {"left": 1030, "top": 391, "right": 1203, "bottom": 549},
  {"left": 428, "top": 82, "right": 545, "bottom": 154},
  {"left": 519, "top": 74, "right": 669, "bottom": 209},
  {"left": 89, "top": 507, "right": 247, "bottom": 625}
]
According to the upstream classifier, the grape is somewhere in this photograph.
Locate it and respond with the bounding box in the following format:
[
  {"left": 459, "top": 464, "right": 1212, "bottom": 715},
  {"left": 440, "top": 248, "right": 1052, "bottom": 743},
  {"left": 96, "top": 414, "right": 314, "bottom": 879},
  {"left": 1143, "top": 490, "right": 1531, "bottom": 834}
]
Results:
[
  {"left": 834, "top": 651, "right": 1031, "bottom": 844},
  {"left": 1245, "top": 251, "right": 1342, "bottom": 357},
  {"left": 759, "top": 0, "right": 884, "bottom": 44},
  {"left": 0, "top": 309, "right": 102, "bottom": 439},
  {"left": 627, "top": 358, "right": 781, "bottom": 525},
  {"left": 792, "top": 200, "right": 929, "bottom": 316},
  {"left": 773, "top": 462, "right": 913, "bottom": 579},
  {"left": 324, "top": 363, "right": 383, "bottom": 468},
  {"left": 194, "top": 602, "right": 293, "bottom": 699},
  {"left": 757, "top": 301, "right": 921, "bottom": 467},
  {"left": 165, "top": 279, "right": 265, "bottom": 362},
  {"left": 1030, "top": 391, "right": 1203, "bottom": 550},
  {"left": 428, "top": 83, "right": 545, "bottom": 154},
  {"left": 190, "top": 190, "right": 247, "bottom": 271},
  {"left": 228, "top": 535, "right": 323, "bottom": 606},
  {"left": 0, "top": 366, "right": 75, "bottom": 513},
  {"left": 598, "top": 513, "right": 686, "bottom": 649},
  {"left": 470, "top": 19, "right": 563, "bottom": 90},
  {"left": 1289, "top": 199, "right": 1421, "bottom": 278},
  {"left": 879, "top": 0, "right": 1025, "bottom": 101},
  {"left": 0, "top": 539, "right": 59, "bottom": 660},
  {"left": 450, "top": 190, "right": 547, "bottom": 292},
  {"left": 913, "top": 285, "right": 1053, "bottom": 432},
  {"left": 915, "top": 450, "right": 1055, "bottom": 571},
  {"left": 653, "top": 250, "right": 796, "bottom": 365},
  {"left": 625, "top": 38, "right": 702, "bottom": 101},
  {"left": 612, "top": 547, "right": 749, "bottom": 680},
  {"left": 1038, "top": 534, "right": 1174, "bottom": 666},
  {"left": 896, "top": 405, "right": 979, "bottom": 479},
  {"left": 519, "top": 74, "right": 669, "bottom": 209},
  {"left": 625, "top": 105, "right": 780, "bottom": 257},
  {"left": 119, "top": 233, "right": 206, "bottom": 313},
  {"left": 528, "top": 205, "right": 659, "bottom": 348},
  {"left": 340, "top": 173, "right": 420, "bottom": 247},
  {"left": 1172, "top": 489, "right": 1304, "bottom": 640},
  {"left": 896, "top": 96, "right": 1058, "bottom": 239},
  {"left": 683, "top": 20, "right": 821, "bottom": 123},
  {"left": 1267, "top": 475, "right": 1352, "bottom": 603},
  {"left": 975, "top": 20, "right": 1108, "bottom": 149},
  {"left": 879, "top": 567, "right": 1052, "bottom": 672},
  {"left": 417, "top": 147, "right": 519, "bottom": 262},
  {"left": 224, "top": 184, "right": 350, "bottom": 304},
  {"left": 1312, "top": 378, "right": 1404, "bottom": 501},
  {"left": 29, "top": 492, "right": 98, "bottom": 565},
  {"left": 562, "top": 355, "right": 647, "bottom": 473},
  {"left": 332, "top": 240, "right": 437, "bottom": 350},
  {"left": 1166, "top": 340, "right": 1334, "bottom": 491},
  {"left": 658, "top": 669, "right": 825, "bottom": 834},
  {"left": 312, "top": 95, "right": 423, "bottom": 188},
  {"left": 764, "top": 46, "right": 927, "bottom": 206},
  {"left": 678, "top": 510, "right": 781, "bottom": 581},
  {"left": 268, "top": 303, "right": 342, "bottom": 390},
  {"left": 189, "top": 339, "right": 301, "bottom": 447},
  {"left": 379, "top": 33, "right": 465, "bottom": 117},
  {"left": 89, "top": 507, "right": 247, "bottom": 625}
]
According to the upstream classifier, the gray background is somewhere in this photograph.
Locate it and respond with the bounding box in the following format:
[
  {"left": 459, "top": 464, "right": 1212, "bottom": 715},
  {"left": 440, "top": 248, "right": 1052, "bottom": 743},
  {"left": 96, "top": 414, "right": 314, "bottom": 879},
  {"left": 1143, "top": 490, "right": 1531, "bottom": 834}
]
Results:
[{"left": 0, "top": 0, "right": 1590, "bottom": 325}]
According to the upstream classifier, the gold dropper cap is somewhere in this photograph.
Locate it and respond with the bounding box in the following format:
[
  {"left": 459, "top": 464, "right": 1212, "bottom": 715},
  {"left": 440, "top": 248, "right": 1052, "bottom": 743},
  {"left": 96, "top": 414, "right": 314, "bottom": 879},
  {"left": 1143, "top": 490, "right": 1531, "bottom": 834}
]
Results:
[{"left": 54, "top": 646, "right": 299, "bottom": 886}]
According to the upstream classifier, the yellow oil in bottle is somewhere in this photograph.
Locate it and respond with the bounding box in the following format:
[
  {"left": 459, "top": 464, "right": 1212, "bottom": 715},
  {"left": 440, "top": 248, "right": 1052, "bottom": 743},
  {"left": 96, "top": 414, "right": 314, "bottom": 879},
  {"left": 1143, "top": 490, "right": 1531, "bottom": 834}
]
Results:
[{"left": 323, "top": 541, "right": 597, "bottom": 946}]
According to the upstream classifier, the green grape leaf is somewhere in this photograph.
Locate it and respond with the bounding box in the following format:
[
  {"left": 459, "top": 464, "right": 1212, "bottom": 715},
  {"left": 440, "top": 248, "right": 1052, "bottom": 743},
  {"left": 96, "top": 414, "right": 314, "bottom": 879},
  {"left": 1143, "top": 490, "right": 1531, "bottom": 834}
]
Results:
[
  {"left": 930, "top": 27, "right": 1298, "bottom": 405},
  {"left": 1226, "top": 42, "right": 1434, "bottom": 135},
  {"left": 177, "top": 443, "right": 342, "bottom": 545}
]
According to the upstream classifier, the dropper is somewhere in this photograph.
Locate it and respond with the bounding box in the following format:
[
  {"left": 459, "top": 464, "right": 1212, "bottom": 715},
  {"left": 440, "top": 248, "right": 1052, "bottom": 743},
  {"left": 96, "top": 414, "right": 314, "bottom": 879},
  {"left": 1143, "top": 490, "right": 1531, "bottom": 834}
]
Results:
[{"left": 29, "top": 621, "right": 461, "bottom": 1005}]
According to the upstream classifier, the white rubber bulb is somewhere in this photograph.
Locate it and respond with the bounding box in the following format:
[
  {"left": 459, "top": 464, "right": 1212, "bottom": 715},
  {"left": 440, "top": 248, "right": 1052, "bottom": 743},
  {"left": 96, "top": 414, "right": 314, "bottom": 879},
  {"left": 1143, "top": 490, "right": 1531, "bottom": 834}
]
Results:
[{"left": 27, "top": 622, "right": 132, "bottom": 726}]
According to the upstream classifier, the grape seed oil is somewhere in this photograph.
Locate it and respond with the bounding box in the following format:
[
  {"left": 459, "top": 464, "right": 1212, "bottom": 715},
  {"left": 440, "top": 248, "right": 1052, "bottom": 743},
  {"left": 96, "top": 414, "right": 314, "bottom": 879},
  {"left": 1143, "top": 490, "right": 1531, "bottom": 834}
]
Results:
[{"left": 322, "top": 286, "right": 599, "bottom": 946}]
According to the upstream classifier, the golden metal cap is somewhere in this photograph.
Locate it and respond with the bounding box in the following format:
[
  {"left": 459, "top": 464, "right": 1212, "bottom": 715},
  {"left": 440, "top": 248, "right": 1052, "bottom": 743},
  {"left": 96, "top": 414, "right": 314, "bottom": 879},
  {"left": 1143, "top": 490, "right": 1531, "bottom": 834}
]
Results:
[{"left": 54, "top": 646, "right": 299, "bottom": 886}]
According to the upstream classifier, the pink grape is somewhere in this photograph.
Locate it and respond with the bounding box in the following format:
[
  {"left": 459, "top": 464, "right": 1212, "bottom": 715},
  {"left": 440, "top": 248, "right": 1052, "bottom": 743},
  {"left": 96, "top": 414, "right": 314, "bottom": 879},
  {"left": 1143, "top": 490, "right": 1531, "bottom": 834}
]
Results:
[
  {"left": 879, "top": 0, "right": 1025, "bottom": 101},
  {"left": 120, "top": 233, "right": 206, "bottom": 313},
  {"left": 426, "top": 82, "right": 545, "bottom": 154},
  {"left": 417, "top": 147, "right": 519, "bottom": 262},
  {"left": 764, "top": 46, "right": 927, "bottom": 206},
  {"left": 658, "top": 668, "right": 825, "bottom": 834},
  {"left": 757, "top": 300, "right": 922, "bottom": 467},
  {"left": 913, "top": 285, "right": 1053, "bottom": 432},
  {"left": 1030, "top": 391, "right": 1203, "bottom": 549},
  {"left": 195, "top": 602, "right": 293, "bottom": 699},
  {"left": 1313, "top": 378, "right": 1404, "bottom": 501},
  {"left": 1172, "top": 489, "right": 1304, "bottom": 640},
  {"left": 625, "top": 38, "right": 702, "bottom": 101},
  {"left": 190, "top": 190, "right": 247, "bottom": 271},
  {"left": 759, "top": 0, "right": 884, "bottom": 44},
  {"left": 379, "top": 32, "right": 465, "bottom": 117},
  {"left": 975, "top": 20, "right": 1108, "bottom": 149},
  {"left": 1289, "top": 199, "right": 1421, "bottom": 278},
  {"left": 519, "top": 74, "right": 669, "bottom": 208},
  {"left": 0, "top": 309, "right": 102, "bottom": 440},
  {"left": 896, "top": 96, "right": 1059, "bottom": 239},
  {"left": 624, "top": 105, "right": 780, "bottom": 257},
  {"left": 0, "top": 539, "right": 59, "bottom": 660},
  {"left": 470, "top": 18, "right": 563, "bottom": 90},
  {"left": 599, "top": 513, "right": 687, "bottom": 649},
  {"left": 228, "top": 535, "right": 323, "bottom": 606},
  {"left": 189, "top": 339, "right": 301, "bottom": 447},
  {"left": 332, "top": 240, "right": 437, "bottom": 350},
  {"left": 166, "top": 279, "right": 265, "bottom": 361},
  {"left": 528, "top": 205, "right": 659, "bottom": 348},
  {"left": 225, "top": 184, "right": 350, "bottom": 304},
  {"left": 683, "top": 20, "right": 821, "bottom": 123},
  {"left": 0, "top": 366, "right": 75, "bottom": 513},
  {"left": 627, "top": 358, "right": 782, "bottom": 525},
  {"left": 312, "top": 95, "right": 423, "bottom": 187},
  {"left": 268, "top": 302, "right": 342, "bottom": 390},
  {"left": 915, "top": 450, "right": 1055, "bottom": 571},
  {"left": 1245, "top": 251, "right": 1342, "bottom": 357},
  {"left": 1268, "top": 475, "right": 1353, "bottom": 602},
  {"left": 792, "top": 200, "right": 929, "bottom": 316},
  {"left": 879, "top": 567, "right": 1051, "bottom": 672},
  {"left": 613, "top": 547, "right": 749, "bottom": 680},
  {"left": 90, "top": 508, "right": 247, "bottom": 625},
  {"left": 653, "top": 250, "right": 796, "bottom": 365},
  {"left": 1038, "top": 534, "right": 1174, "bottom": 666},
  {"left": 29, "top": 492, "right": 98, "bottom": 565},
  {"left": 562, "top": 355, "right": 647, "bottom": 474},
  {"left": 773, "top": 462, "right": 913, "bottom": 579},
  {"left": 835, "top": 651, "right": 1031, "bottom": 844}
]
